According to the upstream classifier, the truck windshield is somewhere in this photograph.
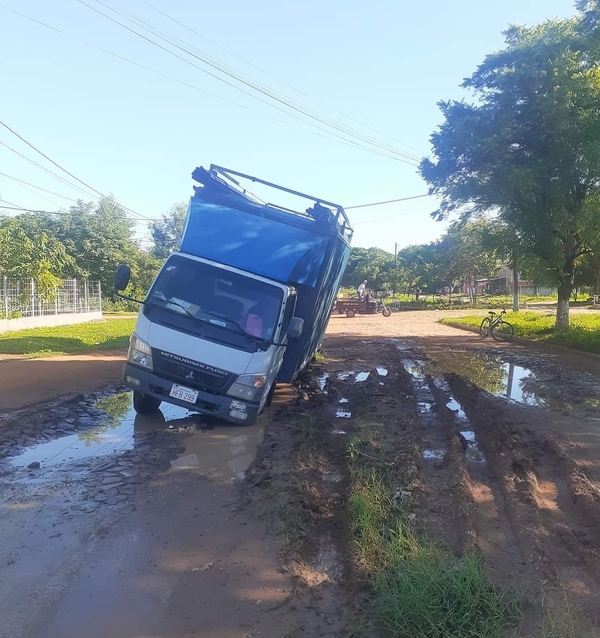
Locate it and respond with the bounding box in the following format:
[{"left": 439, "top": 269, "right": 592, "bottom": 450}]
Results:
[{"left": 148, "top": 255, "right": 283, "bottom": 341}]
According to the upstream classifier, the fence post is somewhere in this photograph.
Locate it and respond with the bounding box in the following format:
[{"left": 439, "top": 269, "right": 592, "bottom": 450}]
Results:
[
  {"left": 3, "top": 277, "right": 7, "bottom": 319},
  {"left": 31, "top": 278, "right": 35, "bottom": 317},
  {"left": 84, "top": 279, "right": 89, "bottom": 313},
  {"left": 73, "top": 279, "right": 78, "bottom": 314},
  {"left": 98, "top": 281, "right": 102, "bottom": 315}
]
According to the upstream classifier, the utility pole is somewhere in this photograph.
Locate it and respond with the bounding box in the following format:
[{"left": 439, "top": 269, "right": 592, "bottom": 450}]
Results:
[
  {"left": 393, "top": 242, "right": 398, "bottom": 299},
  {"left": 512, "top": 249, "right": 519, "bottom": 312}
]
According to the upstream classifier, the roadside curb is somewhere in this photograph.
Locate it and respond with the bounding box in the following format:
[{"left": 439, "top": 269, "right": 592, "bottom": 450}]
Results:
[{"left": 441, "top": 320, "right": 600, "bottom": 362}]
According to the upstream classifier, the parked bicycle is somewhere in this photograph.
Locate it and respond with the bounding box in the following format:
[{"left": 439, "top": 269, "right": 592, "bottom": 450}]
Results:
[{"left": 479, "top": 309, "right": 514, "bottom": 342}]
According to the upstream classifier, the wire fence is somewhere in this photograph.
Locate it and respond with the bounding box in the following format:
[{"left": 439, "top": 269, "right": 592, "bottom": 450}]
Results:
[{"left": 1, "top": 278, "right": 102, "bottom": 320}]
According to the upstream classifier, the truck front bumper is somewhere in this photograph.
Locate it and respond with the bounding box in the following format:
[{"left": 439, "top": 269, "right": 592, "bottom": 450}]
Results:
[{"left": 122, "top": 363, "right": 260, "bottom": 425}]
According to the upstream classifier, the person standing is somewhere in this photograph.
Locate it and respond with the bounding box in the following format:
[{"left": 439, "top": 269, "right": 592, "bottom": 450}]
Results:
[{"left": 357, "top": 280, "right": 367, "bottom": 302}]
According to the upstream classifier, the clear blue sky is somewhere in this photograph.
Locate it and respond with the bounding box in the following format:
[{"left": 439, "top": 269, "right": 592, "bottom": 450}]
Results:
[{"left": 0, "top": 0, "right": 577, "bottom": 253}]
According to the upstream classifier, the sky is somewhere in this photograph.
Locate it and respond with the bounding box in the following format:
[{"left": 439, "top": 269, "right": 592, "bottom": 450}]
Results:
[{"left": 0, "top": 0, "right": 578, "bottom": 253}]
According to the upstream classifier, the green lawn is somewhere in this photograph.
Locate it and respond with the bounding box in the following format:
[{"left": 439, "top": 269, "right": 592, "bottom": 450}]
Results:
[
  {"left": 441, "top": 311, "right": 600, "bottom": 354},
  {"left": 0, "top": 318, "right": 136, "bottom": 358}
]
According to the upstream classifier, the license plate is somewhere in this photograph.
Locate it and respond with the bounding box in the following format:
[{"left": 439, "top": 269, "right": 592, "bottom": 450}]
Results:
[{"left": 169, "top": 384, "right": 199, "bottom": 404}]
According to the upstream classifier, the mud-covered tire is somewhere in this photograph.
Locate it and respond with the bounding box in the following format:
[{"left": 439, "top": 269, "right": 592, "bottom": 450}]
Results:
[
  {"left": 266, "top": 382, "right": 277, "bottom": 407},
  {"left": 346, "top": 309, "right": 356, "bottom": 318},
  {"left": 479, "top": 317, "right": 492, "bottom": 338},
  {"left": 382, "top": 307, "right": 392, "bottom": 317},
  {"left": 133, "top": 391, "right": 162, "bottom": 414},
  {"left": 491, "top": 320, "right": 514, "bottom": 342}
]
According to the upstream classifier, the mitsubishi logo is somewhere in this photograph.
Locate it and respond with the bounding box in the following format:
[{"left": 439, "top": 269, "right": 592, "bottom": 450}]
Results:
[{"left": 185, "top": 370, "right": 194, "bottom": 381}]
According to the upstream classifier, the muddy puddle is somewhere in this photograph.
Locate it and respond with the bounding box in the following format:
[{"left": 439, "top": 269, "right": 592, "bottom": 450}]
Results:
[
  {"left": 427, "top": 351, "right": 562, "bottom": 407},
  {"left": 7, "top": 393, "right": 265, "bottom": 483}
]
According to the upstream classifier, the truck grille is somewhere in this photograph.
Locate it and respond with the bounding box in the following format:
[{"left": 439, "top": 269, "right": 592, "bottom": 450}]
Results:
[{"left": 153, "top": 350, "right": 231, "bottom": 392}]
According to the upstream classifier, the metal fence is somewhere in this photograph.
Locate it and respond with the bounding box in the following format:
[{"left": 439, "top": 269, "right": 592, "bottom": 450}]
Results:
[{"left": 1, "top": 278, "right": 102, "bottom": 320}]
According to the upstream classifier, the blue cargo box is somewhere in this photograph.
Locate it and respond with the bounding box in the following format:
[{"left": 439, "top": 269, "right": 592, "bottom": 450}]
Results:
[{"left": 179, "top": 166, "right": 353, "bottom": 382}]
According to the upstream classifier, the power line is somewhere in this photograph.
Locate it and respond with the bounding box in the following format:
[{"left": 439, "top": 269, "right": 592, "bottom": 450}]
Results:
[
  {"left": 138, "top": 0, "right": 427, "bottom": 157},
  {"left": 1, "top": 4, "right": 411, "bottom": 163},
  {"left": 352, "top": 203, "right": 435, "bottom": 225},
  {"left": 0, "top": 203, "right": 149, "bottom": 222},
  {"left": 0, "top": 119, "right": 153, "bottom": 221},
  {"left": 346, "top": 194, "right": 430, "bottom": 210},
  {"left": 0, "top": 170, "right": 78, "bottom": 202},
  {"left": 106, "top": 0, "right": 422, "bottom": 162},
  {"left": 77, "top": 0, "right": 421, "bottom": 165},
  {"left": 0, "top": 140, "right": 99, "bottom": 200}
]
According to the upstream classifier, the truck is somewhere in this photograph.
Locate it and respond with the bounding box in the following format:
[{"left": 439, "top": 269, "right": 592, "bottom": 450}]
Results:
[{"left": 115, "top": 165, "right": 353, "bottom": 425}]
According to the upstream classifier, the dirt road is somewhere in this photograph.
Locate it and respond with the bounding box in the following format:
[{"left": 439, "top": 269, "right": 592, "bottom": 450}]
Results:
[{"left": 1, "top": 310, "right": 600, "bottom": 636}]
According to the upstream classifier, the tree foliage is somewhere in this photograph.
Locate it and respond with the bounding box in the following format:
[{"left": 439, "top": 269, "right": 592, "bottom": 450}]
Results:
[
  {"left": 150, "top": 202, "right": 187, "bottom": 259},
  {"left": 420, "top": 15, "right": 600, "bottom": 328}
]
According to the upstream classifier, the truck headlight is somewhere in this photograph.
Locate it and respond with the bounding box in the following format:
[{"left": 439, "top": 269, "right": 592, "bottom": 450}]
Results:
[
  {"left": 128, "top": 334, "right": 153, "bottom": 370},
  {"left": 226, "top": 373, "right": 267, "bottom": 402}
]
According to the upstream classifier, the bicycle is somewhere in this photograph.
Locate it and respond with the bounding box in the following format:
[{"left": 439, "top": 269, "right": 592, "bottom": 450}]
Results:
[{"left": 479, "top": 309, "right": 514, "bottom": 342}]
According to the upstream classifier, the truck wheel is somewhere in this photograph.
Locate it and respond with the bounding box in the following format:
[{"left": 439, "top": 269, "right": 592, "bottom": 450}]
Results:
[
  {"left": 133, "top": 391, "right": 162, "bottom": 414},
  {"left": 266, "top": 382, "right": 277, "bottom": 407},
  {"left": 346, "top": 309, "right": 356, "bottom": 318},
  {"left": 382, "top": 307, "right": 392, "bottom": 317}
]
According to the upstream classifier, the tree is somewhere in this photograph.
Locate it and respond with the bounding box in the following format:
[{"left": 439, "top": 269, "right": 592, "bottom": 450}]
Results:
[
  {"left": 0, "top": 219, "right": 75, "bottom": 297},
  {"left": 150, "top": 202, "right": 187, "bottom": 259},
  {"left": 341, "top": 247, "right": 396, "bottom": 291},
  {"left": 420, "top": 17, "right": 600, "bottom": 329},
  {"left": 51, "top": 198, "right": 138, "bottom": 298}
]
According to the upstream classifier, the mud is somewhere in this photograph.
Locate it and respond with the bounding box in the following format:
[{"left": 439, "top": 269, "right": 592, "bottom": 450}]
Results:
[{"left": 3, "top": 309, "right": 600, "bottom": 636}]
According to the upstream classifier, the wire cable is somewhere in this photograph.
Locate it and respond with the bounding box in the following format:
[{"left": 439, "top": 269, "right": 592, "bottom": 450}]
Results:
[
  {"left": 137, "top": 0, "right": 427, "bottom": 157},
  {"left": 346, "top": 194, "right": 430, "bottom": 210},
  {"left": 0, "top": 171, "right": 78, "bottom": 202},
  {"left": 0, "top": 120, "right": 153, "bottom": 220},
  {"left": 77, "top": 0, "right": 421, "bottom": 165}
]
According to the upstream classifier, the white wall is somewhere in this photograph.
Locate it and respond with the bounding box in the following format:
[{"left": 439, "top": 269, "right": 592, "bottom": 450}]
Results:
[{"left": 0, "top": 312, "right": 103, "bottom": 334}]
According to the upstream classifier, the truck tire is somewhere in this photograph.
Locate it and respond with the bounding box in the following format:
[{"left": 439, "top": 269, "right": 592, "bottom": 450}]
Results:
[
  {"left": 346, "top": 309, "right": 356, "bottom": 318},
  {"left": 133, "top": 391, "right": 162, "bottom": 414},
  {"left": 266, "top": 382, "right": 277, "bottom": 407}
]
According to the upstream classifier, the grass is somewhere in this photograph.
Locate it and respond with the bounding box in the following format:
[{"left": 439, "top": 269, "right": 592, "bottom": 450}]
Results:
[
  {"left": 440, "top": 311, "right": 600, "bottom": 354},
  {"left": 347, "top": 435, "right": 521, "bottom": 638},
  {"left": 0, "top": 318, "right": 136, "bottom": 357}
]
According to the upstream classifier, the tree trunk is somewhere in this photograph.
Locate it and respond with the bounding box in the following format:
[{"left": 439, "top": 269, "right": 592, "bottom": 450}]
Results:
[
  {"left": 512, "top": 258, "right": 519, "bottom": 312},
  {"left": 556, "top": 278, "right": 573, "bottom": 330}
]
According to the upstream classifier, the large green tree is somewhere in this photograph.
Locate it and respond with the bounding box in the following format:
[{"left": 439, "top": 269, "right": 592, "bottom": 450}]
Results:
[
  {"left": 0, "top": 217, "right": 75, "bottom": 297},
  {"left": 150, "top": 202, "right": 187, "bottom": 259},
  {"left": 420, "top": 17, "right": 600, "bottom": 329}
]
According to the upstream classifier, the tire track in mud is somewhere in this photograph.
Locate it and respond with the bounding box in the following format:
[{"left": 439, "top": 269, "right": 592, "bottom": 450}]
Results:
[
  {"left": 399, "top": 348, "right": 527, "bottom": 593},
  {"left": 442, "top": 369, "right": 600, "bottom": 624}
]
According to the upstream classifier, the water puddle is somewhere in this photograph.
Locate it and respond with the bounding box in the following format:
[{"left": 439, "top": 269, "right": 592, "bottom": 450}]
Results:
[
  {"left": 376, "top": 367, "right": 389, "bottom": 377},
  {"left": 423, "top": 449, "right": 445, "bottom": 460},
  {"left": 9, "top": 394, "right": 142, "bottom": 468},
  {"left": 446, "top": 397, "right": 468, "bottom": 421},
  {"left": 331, "top": 429, "right": 347, "bottom": 435},
  {"left": 321, "top": 471, "right": 343, "bottom": 483},
  {"left": 498, "top": 362, "right": 546, "bottom": 406},
  {"left": 8, "top": 391, "right": 267, "bottom": 483},
  {"left": 460, "top": 430, "right": 476, "bottom": 441},
  {"left": 430, "top": 351, "right": 551, "bottom": 408},
  {"left": 177, "top": 422, "right": 265, "bottom": 481},
  {"left": 335, "top": 409, "right": 352, "bottom": 419},
  {"left": 403, "top": 359, "right": 437, "bottom": 426},
  {"left": 355, "top": 371, "right": 370, "bottom": 382},
  {"left": 337, "top": 371, "right": 355, "bottom": 381},
  {"left": 339, "top": 398, "right": 349, "bottom": 404},
  {"left": 317, "top": 373, "right": 329, "bottom": 391}
]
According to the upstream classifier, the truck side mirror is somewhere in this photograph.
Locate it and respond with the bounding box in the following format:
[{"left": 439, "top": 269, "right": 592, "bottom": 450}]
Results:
[
  {"left": 115, "top": 264, "right": 131, "bottom": 292},
  {"left": 287, "top": 317, "right": 304, "bottom": 341}
]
